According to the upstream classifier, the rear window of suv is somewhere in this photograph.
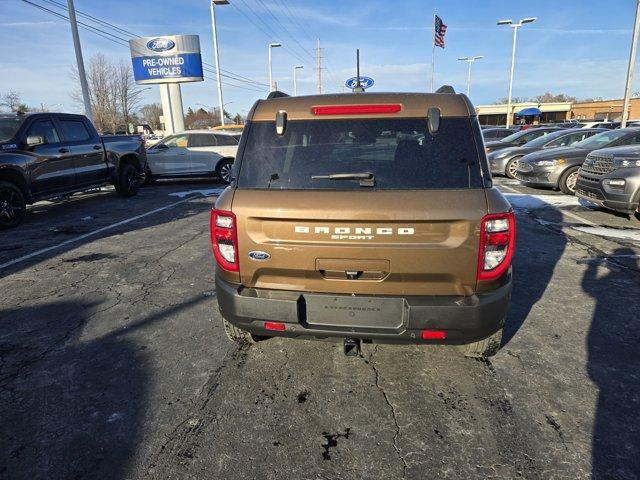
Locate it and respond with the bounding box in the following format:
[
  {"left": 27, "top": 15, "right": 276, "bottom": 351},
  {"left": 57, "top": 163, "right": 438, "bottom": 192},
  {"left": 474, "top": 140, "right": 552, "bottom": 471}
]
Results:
[{"left": 237, "top": 118, "right": 483, "bottom": 190}]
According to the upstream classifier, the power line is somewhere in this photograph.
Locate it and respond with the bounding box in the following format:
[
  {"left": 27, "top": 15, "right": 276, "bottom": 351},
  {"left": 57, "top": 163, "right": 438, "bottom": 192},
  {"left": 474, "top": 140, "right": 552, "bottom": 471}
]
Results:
[
  {"left": 21, "top": 0, "right": 265, "bottom": 92},
  {"left": 36, "top": 0, "right": 268, "bottom": 88},
  {"left": 255, "top": 0, "right": 314, "bottom": 61},
  {"left": 233, "top": 0, "right": 310, "bottom": 67}
]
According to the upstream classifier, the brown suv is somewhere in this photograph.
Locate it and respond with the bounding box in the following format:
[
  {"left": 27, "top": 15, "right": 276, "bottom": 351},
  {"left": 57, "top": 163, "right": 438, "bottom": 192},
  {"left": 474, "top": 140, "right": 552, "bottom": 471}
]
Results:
[{"left": 210, "top": 92, "right": 515, "bottom": 357}]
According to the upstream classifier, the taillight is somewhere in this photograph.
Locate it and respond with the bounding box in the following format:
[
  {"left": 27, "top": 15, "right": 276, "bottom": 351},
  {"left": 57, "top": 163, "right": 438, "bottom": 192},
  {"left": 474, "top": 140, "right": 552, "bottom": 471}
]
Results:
[
  {"left": 311, "top": 104, "right": 402, "bottom": 115},
  {"left": 210, "top": 209, "right": 239, "bottom": 272},
  {"left": 477, "top": 212, "right": 516, "bottom": 281}
]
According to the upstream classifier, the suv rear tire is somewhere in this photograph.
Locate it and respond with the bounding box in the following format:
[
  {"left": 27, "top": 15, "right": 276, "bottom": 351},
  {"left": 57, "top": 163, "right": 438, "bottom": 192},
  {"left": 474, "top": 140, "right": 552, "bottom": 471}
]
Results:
[
  {"left": 115, "top": 163, "right": 140, "bottom": 197},
  {"left": 559, "top": 166, "right": 580, "bottom": 195},
  {"left": 0, "top": 181, "right": 26, "bottom": 230},
  {"left": 458, "top": 327, "right": 502, "bottom": 358}
]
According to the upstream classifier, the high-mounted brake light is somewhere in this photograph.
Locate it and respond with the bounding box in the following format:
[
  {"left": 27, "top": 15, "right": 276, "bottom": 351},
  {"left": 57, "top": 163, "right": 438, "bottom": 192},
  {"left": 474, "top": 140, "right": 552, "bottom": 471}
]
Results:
[
  {"left": 477, "top": 212, "right": 516, "bottom": 281},
  {"left": 311, "top": 104, "right": 402, "bottom": 116},
  {"left": 210, "top": 209, "right": 239, "bottom": 272}
]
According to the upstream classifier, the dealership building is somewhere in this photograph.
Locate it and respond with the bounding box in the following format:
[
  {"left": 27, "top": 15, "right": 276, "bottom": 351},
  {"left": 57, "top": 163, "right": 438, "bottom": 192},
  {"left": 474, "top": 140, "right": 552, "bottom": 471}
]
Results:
[
  {"left": 475, "top": 102, "right": 572, "bottom": 126},
  {"left": 476, "top": 98, "right": 640, "bottom": 125}
]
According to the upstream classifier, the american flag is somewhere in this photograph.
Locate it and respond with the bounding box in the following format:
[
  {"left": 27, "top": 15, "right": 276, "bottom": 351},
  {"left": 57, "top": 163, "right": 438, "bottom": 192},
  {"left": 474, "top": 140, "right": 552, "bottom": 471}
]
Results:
[{"left": 434, "top": 15, "right": 447, "bottom": 48}]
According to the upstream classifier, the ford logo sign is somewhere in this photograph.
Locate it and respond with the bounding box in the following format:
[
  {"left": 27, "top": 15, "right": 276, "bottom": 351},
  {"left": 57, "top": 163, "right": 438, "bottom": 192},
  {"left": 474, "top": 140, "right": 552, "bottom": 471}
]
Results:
[
  {"left": 248, "top": 251, "right": 270, "bottom": 261},
  {"left": 345, "top": 76, "right": 375, "bottom": 90},
  {"left": 147, "top": 38, "right": 175, "bottom": 52}
]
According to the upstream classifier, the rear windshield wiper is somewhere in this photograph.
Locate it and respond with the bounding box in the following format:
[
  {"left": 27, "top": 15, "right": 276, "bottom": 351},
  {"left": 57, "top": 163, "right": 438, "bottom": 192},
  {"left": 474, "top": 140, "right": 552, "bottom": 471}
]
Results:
[{"left": 311, "top": 172, "right": 375, "bottom": 187}]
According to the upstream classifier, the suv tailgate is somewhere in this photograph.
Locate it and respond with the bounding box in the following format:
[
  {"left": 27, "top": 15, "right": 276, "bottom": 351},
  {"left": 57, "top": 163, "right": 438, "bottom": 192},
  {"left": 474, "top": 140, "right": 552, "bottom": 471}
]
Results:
[{"left": 233, "top": 189, "right": 487, "bottom": 296}]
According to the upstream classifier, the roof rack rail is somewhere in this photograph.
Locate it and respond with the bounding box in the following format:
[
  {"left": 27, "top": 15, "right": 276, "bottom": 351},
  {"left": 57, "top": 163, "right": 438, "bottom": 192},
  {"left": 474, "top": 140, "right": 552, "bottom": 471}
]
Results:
[
  {"left": 435, "top": 85, "right": 456, "bottom": 94},
  {"left": 267, "top": 91, "right": 290, "bottom": 99}
]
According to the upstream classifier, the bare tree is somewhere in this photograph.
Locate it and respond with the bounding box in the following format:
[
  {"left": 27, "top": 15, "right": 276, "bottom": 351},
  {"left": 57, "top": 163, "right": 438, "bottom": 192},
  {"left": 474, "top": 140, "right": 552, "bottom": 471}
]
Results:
[
  {"left": 1, "top": 90, "right": 22, "bottom": 112},
  {"left": 114, "top": 60, "right": 142, "bottom": 133},
  {"left": 139, "top": 103, "right": 163, "bottom": 130},
  {"left": 71, "top": 54, "right": 140, "bottom": 134}
]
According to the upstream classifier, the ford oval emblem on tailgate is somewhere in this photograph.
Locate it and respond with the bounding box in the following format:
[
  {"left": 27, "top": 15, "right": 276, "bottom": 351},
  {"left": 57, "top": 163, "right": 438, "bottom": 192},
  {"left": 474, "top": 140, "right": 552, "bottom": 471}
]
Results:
[{"left": 248, "top": 251, "right": 270, "bottom": 261}]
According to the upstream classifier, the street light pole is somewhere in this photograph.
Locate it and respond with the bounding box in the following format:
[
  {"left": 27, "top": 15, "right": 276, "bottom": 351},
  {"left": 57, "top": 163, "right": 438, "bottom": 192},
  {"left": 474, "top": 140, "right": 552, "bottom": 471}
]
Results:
[
  {"left": 67, "top": 0, "right": 92, "bottom": 121},
  {"left": 457, "top": 55, "right": 484, "bottom": 96},
  {"left": 268, "top": 43, "right": 282, "bottom": 92},
  {"left": 498, "top": 17, "right": 536, "bottom": 128},
  {"left": 210, "top": 0, "right": 229, "bottom": 126},
  {"left": 293, "top": 65, "right": 303, "bottom": 96},
  {"left": 622, "top": 0, "right": 640, "bottom": 127}
]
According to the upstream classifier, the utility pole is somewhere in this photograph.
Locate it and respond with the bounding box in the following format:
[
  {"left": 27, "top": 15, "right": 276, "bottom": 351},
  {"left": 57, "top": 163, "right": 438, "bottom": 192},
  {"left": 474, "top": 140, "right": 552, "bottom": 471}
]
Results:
[
  {"left": 316, "top": 39, "right": 322, "bottom": 94},
  {"left": 67, "top": 0, "right": 92, "bottom": 121},
  {"left": 210, "top": 0, "right": 229, "bottom": 126},
  {"left": 622, "top": 0, "right": 640, "bottom": 127}
]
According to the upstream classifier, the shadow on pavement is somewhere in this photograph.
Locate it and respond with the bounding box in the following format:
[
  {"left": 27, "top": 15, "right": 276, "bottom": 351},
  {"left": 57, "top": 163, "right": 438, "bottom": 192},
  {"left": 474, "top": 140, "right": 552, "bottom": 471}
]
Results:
[
  {"left": 582, "top": 247, "right": 640, "bottom": 479},
  {"left": 0, "top": 294, "right": 207, "bottom": 480},
  {"left": 502, "top": 202, "right": 567, "bottom": 346},
  {"left": 0, "top": 190, "right": 214, "bottom": 278}
]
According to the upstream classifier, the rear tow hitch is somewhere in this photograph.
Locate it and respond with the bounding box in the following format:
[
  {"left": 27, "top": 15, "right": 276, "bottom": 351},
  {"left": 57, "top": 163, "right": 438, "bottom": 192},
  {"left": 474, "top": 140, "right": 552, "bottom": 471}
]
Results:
[{"left": 343, "top": 338, "right": 361, "bottom": 357}]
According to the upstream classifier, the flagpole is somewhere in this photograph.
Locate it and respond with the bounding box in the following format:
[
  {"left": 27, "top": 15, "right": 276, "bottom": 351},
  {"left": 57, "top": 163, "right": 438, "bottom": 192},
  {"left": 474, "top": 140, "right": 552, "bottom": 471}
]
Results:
[{"left": 430, "top": 10, "right": 436, "bottom": 92}]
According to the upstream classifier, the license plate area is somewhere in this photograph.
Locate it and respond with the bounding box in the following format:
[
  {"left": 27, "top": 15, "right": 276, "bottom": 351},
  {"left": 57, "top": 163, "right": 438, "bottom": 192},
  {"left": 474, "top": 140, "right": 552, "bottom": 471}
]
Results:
[{"left": 304, "top": 295, "right": 405, "bottom": 330}]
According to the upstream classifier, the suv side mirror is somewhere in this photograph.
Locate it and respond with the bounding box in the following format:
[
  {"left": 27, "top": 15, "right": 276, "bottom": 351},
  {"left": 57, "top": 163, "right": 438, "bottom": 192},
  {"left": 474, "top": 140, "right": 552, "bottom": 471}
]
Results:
[
  {"left": 26, "top": 135, "right": 45, "bottom": 147},
  {"left": 427, "top": 107, "right": 441, "bottom": 135},
  {"left": 156, "top": 143, "right": 169, "bottom": 149}
]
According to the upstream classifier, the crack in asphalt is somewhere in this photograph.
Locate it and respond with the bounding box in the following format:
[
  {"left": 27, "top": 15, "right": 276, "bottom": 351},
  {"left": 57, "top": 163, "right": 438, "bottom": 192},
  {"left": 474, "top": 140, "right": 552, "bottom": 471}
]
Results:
[
  {"left": 368, "top": 345, "right": 408, "bottom": 478},
  {"left": 144, "top": 344, "right": 244, "bottom": 478}
]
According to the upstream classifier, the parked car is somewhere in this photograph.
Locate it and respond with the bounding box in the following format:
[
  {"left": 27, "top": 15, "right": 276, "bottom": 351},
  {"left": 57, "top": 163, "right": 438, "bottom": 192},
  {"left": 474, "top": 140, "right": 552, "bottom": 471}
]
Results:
[
  {"left": 213, "top": 91, "right": 514, "bottom": 358},
  {"left": 482, "top": 127, "right": 517, "bottom": 141},
  {"left": 515, "top": 128, "right": 640, "bottom": 194},
  {"left": 581, "top": 121, "right": 620, "bottom": 129},
  {"left": 144, "top": 130, "right": 238, "bottom": 184},
  {"left": 0, "top": 112, "right": 147, "bottom": 229},
  {"left": 575, "top": 146, "right": 640, "bottom": 217},
  {"left": 488, "top": 128, "right": 604, "bottom": 178},
  {"left": 484, "top": 127, "right": 563, "bottom": 154}
]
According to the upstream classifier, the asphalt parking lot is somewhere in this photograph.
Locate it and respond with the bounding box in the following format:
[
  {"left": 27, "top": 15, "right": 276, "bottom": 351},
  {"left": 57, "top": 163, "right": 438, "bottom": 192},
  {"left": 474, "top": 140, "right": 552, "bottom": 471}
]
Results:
[{"left": 1, "top": 177, "right": 639, "bottom": 480}]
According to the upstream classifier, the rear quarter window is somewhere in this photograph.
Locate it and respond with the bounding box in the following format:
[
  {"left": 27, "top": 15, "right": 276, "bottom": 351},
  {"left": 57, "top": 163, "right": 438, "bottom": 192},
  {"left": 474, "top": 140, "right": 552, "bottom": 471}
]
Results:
[{"left": 237, "top": 117, "right": 484, "bottom": 190}]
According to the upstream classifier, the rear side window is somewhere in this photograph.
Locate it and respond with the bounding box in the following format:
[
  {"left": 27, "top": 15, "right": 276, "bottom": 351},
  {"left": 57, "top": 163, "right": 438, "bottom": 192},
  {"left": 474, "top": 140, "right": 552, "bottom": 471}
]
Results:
[
  {"left": 60, "top": 120, "right": 91, "bottom": 142},
  {"left": 237, "top": 118, "right": 483, "bottom": 190},
  {"left": 215, "top": 134, "right": 238, "bottom": 146},
  {"left": 27, "top": 120, "right": 60, "bottom": 144},
  {"left": 60, "top": 120, "right": 91, "bottom": 141},
  {"left": 190, "top": 134, "right": 217, "bottom": 147}
]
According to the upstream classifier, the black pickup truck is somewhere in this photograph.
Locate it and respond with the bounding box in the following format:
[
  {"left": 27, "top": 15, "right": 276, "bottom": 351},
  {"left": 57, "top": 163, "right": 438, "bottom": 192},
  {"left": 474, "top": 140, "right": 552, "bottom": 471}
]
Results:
[{"left": 0, "top": 112, "right": 147, "bottom": 229}]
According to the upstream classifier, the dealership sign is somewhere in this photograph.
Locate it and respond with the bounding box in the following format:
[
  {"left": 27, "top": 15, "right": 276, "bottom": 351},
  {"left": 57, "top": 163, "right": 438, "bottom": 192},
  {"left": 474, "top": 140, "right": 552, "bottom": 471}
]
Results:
[{"left": 129, "top": 35, "right": 204, "bottom": 84}]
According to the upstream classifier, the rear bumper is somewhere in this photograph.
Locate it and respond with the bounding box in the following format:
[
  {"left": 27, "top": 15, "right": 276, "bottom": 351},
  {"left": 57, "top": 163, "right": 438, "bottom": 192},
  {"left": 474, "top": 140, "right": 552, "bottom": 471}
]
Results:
[{"left": 215, "top": 276, "right": 511, "bottom": 344}]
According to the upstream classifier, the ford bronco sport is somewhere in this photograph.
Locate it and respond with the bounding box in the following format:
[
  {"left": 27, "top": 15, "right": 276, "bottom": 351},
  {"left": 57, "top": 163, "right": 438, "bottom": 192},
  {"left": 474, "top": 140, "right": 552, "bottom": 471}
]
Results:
[{"left": 211, "top": 92, "right": 515, "bottom": 357}]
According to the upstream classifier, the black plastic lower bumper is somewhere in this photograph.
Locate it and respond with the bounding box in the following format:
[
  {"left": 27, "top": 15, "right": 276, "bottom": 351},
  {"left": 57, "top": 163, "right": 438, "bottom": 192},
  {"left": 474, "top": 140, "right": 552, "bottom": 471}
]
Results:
[
  {"left": 575, "top": 178, "right": 639, "bottom": 215},
  {"left": 215, "top": 276, "right": 511, "bottom": 345}
]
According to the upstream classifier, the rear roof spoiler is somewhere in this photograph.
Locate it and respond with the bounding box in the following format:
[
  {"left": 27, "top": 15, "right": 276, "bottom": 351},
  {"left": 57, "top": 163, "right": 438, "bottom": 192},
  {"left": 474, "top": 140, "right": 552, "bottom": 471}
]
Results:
[
  {"left": 435, "top": 85, "right": 456, "bottom": 94},
  {"left": 267, "top": 91, "right": 290, "bottom": 99}
]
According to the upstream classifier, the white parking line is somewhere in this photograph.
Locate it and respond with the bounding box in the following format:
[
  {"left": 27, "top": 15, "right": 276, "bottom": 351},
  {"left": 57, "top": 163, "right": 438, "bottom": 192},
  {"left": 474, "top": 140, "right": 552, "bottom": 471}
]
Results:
[{"left": 0, "top": 196, "right": 205, "bottom": 271}]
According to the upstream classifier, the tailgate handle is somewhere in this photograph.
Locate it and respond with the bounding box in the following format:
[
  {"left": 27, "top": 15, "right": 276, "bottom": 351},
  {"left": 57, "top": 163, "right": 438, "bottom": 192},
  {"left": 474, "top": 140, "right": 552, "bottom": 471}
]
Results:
[
  {"left": 345, "top": 270, "right": 362, "bottom": 280},
  {"left": 316, "top": 259, "right": 389, "bottom": 280}
]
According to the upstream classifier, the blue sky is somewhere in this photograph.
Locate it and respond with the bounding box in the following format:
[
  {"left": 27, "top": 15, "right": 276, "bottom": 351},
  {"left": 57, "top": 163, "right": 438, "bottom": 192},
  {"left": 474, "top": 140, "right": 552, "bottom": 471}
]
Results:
[{"left": 2, "top": 0, "right": 640, "bottom": 116}]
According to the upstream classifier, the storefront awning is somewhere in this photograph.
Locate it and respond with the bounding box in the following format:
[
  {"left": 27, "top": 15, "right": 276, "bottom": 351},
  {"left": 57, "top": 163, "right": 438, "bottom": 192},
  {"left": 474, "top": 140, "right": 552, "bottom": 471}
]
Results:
[{"left": 517, "top": 107, "right": 542, "bottom": 116}]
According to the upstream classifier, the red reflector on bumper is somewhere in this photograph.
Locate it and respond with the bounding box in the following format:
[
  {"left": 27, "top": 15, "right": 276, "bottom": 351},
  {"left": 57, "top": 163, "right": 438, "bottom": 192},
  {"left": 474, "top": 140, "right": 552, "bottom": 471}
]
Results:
[
  {"left": 421, "top": 329, "right": 446, "bottom": 340},
  {"left": 264, "top": 322, "right": 286, "bottom": 332}
]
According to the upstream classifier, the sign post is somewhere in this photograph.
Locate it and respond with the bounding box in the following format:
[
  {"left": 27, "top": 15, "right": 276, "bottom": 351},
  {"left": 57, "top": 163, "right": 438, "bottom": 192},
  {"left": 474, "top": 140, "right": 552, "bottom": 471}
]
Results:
[{"left": 129, "top": 35, "right": 204, "bottom": 134}]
